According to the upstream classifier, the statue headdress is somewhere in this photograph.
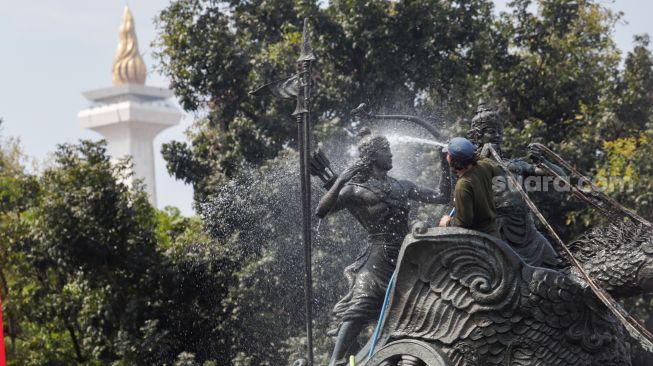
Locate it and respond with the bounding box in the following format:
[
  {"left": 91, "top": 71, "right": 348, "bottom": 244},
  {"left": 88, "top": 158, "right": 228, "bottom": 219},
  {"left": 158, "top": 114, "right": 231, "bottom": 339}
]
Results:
[{"left": 467, "top": 98, "right": 503, "bottom": 148}]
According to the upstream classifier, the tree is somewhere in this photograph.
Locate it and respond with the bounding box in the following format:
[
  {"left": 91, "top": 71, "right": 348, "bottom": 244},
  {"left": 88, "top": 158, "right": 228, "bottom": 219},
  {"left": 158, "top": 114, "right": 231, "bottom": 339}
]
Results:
[
  {"left": 155, "top": 0, "right": 505, "bottom": 202},
  {"left": 0, "top": 139, "right": 245, "bottom": 365},
  {"left": 0, "top": 140, "right": 161, "bottom": 364},
  {"left": 480, "top": 0, "right": 627, "bottom": 238},
  {"left": 614, "top": 35, "right": 653, "bottom": 133},
  {"left": 0, "top": 125, "right": 39, "bottom": 362}
]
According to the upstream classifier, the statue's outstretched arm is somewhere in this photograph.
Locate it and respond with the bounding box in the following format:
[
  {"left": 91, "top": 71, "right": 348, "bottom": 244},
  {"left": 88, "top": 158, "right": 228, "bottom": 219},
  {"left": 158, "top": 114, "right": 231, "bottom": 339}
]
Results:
[
  {"left": 485, "top": 143, "right": 566, "bottom": 179},
  {"left": 403, "top": 149, "right": 452, "bottom": 204},
  {"left": 532, "top": 158, "right": 566, "bottom": 177},
  {"left": 405, "top": 183, "right": 450, "bottom": 204},
  {"left": 504, "top": 156, "right": 566, "bottom": 178},
  {"left": 524, "top": 144, "right": 567, "bottom": 177}
]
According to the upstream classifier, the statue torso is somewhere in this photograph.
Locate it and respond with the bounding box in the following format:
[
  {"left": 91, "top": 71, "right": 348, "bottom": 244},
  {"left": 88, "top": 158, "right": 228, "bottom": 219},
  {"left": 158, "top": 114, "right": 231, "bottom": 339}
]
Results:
[{"left": 344, "top": 176, "right": 411, "bottom": 239}]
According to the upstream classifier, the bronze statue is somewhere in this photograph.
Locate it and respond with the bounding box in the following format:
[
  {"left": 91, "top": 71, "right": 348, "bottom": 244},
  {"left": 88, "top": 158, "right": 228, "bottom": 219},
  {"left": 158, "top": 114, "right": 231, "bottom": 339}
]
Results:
[
  {"left": 347, "top": 122, "right": 653, "bottom": 365},
  {"left": 469, "top": 99, "right": 565, "bottom": 268},
  {"left": 315, "top": 131, "right": 451, "bottom": 366},
  {"left": 308, "top": 103, "right": 653, "bottom": 366},
  {"left": 361, "top": 225, "right": 644, "bottom": 366}
]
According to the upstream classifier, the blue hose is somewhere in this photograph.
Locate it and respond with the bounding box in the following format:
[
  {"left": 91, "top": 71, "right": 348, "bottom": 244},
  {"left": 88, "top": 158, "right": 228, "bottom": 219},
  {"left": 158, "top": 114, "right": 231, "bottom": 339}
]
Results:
[
  {"left": 367, "top": 270, "right": 397, "bottom": 359},
  {"left": 367, "top": 208, "right": 453, "bottom": 359}
]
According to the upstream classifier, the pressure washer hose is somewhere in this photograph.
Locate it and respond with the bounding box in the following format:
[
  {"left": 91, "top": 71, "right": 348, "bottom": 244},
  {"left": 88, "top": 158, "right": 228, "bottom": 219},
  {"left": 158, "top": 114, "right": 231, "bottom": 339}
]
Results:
[{"left": 367, "top": 270, "right": 397, "bottom": 360}]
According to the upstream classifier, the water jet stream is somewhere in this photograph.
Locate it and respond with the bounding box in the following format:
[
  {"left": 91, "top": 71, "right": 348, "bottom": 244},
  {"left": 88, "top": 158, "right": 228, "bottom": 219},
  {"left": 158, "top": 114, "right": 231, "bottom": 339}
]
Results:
[{"left": 386, "top": 135, "right": 446, "bottom": 148}]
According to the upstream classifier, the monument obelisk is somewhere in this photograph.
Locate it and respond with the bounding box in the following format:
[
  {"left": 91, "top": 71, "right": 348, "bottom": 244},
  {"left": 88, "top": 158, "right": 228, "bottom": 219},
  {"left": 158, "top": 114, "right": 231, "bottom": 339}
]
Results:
[{"left": 78, "top": 6, "right": 181, "bottom": 206}]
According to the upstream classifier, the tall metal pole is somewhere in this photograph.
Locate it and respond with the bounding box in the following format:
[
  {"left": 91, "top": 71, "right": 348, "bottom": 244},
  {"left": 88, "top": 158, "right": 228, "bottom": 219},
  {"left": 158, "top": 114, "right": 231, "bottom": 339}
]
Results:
[
  {"left": 0, "top": 294, "right": 5, "bottom": 366},
  {"left": 293, "top": 18, "right": 316, "bottom": 366}
]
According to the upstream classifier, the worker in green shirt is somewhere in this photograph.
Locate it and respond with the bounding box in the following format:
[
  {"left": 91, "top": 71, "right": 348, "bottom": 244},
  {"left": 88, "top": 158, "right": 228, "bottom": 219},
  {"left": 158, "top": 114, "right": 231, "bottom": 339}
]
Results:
[{"left": 438, "top": 137, "right": 501, "bottom": 237}]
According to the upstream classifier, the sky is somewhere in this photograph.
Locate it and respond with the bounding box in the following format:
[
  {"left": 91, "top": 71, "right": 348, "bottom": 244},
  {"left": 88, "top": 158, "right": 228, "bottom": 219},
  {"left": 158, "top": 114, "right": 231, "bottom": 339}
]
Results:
[{"left": 0, "top": 0, "right": 651, "bottom": 216}]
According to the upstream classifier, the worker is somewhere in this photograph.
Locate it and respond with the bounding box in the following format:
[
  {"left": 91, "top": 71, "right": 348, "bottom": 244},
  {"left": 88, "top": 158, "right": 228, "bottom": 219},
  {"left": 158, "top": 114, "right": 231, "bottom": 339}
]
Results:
[{"left": 438, "top": 137, "right": 501, "bottom": 237}]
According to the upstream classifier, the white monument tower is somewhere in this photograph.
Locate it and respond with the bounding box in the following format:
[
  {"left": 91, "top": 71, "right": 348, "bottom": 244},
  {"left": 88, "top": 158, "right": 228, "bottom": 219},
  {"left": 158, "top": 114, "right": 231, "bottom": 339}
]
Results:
[{"left": 78, "top": 6, "right": 181, "bottom": 207}]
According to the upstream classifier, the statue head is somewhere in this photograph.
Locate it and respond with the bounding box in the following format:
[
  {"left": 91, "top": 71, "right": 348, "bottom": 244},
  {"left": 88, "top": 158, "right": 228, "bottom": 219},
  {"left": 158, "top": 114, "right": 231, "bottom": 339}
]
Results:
[
  {"left": 353, "top": 131, "right": 392, "bottom": 181},
  {"left": 467, "top": 98, "right": 504, "bottom": 150}
]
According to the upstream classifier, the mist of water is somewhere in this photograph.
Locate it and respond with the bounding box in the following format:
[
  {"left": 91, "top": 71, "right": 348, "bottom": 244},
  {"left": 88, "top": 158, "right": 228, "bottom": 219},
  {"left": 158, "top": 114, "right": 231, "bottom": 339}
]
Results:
[
  {"left": 198, "top": 123, "right": 452, "bottom": 362},
  {"left": 386, "top": 134, "right": 446, "bottom": 148}
]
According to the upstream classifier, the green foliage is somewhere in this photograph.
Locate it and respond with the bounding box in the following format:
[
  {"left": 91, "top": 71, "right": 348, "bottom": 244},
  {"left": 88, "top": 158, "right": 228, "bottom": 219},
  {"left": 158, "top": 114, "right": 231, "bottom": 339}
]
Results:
[
  {"left": 199, "top": 150, "right": 362, "bottom": 364},
  {"left": 598, "top": 132, "right": 653, "bottom": 219},
  {"left": 615, "top": 35, "right": 653, "bottom": 134},
  {"left": 0, "top": 140, "right": 235, "bottom": 365},
  {"left": 156, "top": 206, "right": 195, "bottom": 249},
  {"left": 479, "top": 0, "right": 633, "bottom": 238},
  {"left": 1, "top": 140, "right": 160, "bottom": 365},
  {"left": 492, "top": 0, "right": 621, "bottom": 139},
  {"left": 155, "top": 0, "right": 504, "bottom": 201}
]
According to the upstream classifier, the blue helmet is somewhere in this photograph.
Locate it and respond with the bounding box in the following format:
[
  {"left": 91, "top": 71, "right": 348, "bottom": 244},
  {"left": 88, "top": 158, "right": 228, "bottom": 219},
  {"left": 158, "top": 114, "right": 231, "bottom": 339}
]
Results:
[{"left": 444, "top": 137, "right": 476, "bottom": 161}]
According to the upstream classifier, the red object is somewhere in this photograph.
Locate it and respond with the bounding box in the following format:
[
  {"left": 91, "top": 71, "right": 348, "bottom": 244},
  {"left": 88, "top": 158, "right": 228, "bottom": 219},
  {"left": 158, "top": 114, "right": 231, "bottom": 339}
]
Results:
[{"left": 0, "top": 296, "right": 5, "bottom": 366}]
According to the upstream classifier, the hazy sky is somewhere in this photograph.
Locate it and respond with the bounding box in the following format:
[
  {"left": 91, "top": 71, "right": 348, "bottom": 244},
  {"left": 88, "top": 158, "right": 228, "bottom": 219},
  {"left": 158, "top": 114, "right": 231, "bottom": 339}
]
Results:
[{"left": 1, "top": 1, "right": 650, "bottom": 216}]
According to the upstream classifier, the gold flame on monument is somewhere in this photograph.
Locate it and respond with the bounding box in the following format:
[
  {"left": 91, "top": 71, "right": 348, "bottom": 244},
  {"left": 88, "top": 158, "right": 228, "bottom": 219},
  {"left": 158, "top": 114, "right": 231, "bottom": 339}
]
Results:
[{"left": 112, "top": 6, "right": 146, "bottom": 85}]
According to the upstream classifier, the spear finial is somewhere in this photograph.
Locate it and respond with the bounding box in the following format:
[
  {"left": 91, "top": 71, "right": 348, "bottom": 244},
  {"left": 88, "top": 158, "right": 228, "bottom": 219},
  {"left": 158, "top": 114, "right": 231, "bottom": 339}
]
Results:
[{"left": 297, "top": 18, "right": 316, "bottom": 63}]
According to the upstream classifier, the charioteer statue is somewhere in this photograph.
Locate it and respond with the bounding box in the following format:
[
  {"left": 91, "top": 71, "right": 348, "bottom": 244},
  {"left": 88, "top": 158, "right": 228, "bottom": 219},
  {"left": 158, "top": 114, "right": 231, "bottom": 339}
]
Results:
[
  {"left": 466, "top": 99, "right": 566, "bottom": 267},
  {"left": 315, "top": 129, "right": 451, "bottom": 366}
]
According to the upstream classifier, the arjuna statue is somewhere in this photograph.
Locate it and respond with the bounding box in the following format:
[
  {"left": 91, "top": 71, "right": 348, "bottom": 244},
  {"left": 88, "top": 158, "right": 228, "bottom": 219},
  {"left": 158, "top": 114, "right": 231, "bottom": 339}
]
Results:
[{"left": 316, "top": 130, "right": 451, "bottom": 366}]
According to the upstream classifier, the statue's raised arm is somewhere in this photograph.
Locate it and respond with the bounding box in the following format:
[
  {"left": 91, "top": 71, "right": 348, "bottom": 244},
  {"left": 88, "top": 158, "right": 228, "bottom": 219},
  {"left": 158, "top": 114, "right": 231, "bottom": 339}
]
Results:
[{"left": 316, "top": 164, "right": 361, "bottom": 218}]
